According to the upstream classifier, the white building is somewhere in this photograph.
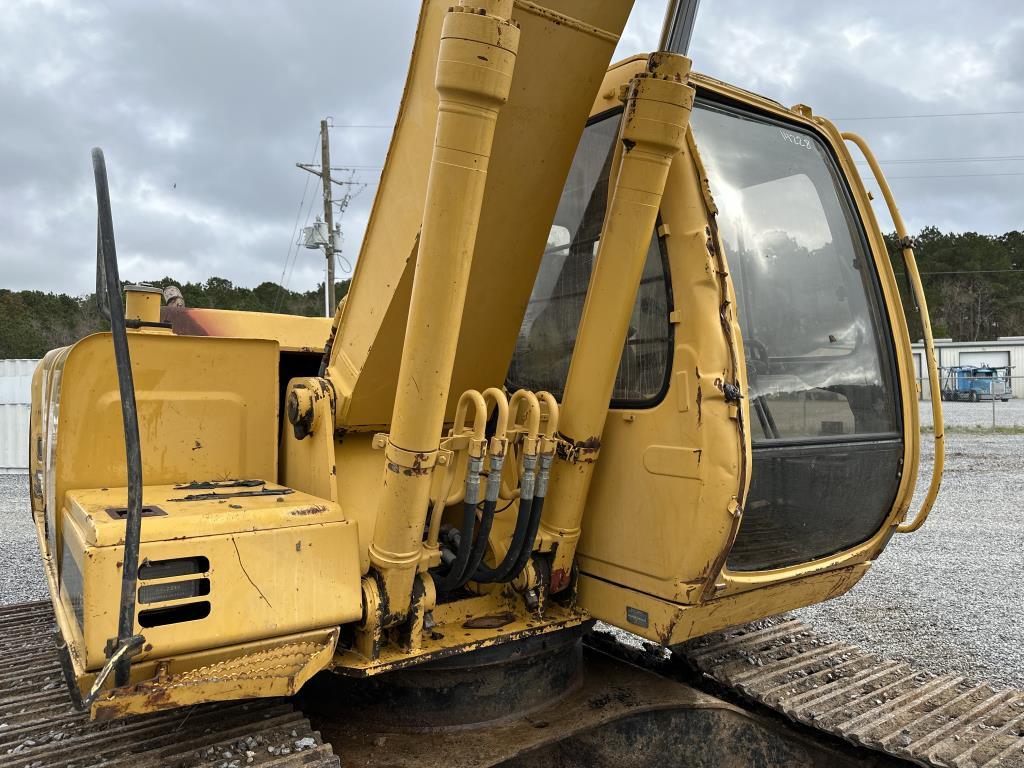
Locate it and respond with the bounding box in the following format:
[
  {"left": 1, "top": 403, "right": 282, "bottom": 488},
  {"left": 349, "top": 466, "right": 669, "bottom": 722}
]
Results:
[
  {"left": 0, "top": 359, "right": 38, "bottom": 473},
  {"left": 911, "top": 337, "right": 1024, "bottom": 400}
]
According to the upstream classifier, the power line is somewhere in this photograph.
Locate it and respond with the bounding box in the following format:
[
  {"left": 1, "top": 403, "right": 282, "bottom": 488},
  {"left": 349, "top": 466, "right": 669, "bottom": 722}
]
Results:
[
  {"left": 917, "top": 274, "right": 1019, "bottom": 280},
  {"left": 298, "top": 163, "right": 382, "bottom": 171},
  {"left": 855, "top": 154, "right": 1024, "bottom": 165},
  {"left": 836, "top": 109, "right": 1024, "bottom": 121},
  {"left": 326, "top": 124, "right": 389, "bottom": 129},
  {"left": 283, "top": 186, "right": 321, "bottom": 295},
  {"left": 879, "top": 171, "right": 1024, "bottom": 180},
  {"left": 275, "top": 136, "right": 320, "bottom": 311}
]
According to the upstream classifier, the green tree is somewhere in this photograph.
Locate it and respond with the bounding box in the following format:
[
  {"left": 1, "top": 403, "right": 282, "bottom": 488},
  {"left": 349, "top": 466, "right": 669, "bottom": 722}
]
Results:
[{"left": 0, "top": 278, "right": 351, "bottom": 359}]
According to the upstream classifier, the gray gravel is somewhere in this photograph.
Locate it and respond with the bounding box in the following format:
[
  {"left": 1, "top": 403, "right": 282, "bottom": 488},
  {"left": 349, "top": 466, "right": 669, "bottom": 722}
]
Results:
[
  {"left": 0, "top": 474, "right": 47, "bottom": 606},
  {"left": 1, "top": 402, "right": 1021, "bottom": 689},
  {"left": 920, "top": 396, "right": 1024, "bottom": 429},
  {"left": 798, "top": 427, "right": 1024, "bottom": 689}
]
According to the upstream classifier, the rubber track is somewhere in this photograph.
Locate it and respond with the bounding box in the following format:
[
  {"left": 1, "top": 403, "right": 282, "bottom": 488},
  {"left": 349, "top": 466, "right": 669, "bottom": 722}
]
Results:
[
  {"left": 0, "top": 601, "right": 341, "bottom": 768},
  {"left": 683, "top": 615, "right": 1024, "bottom": 768}
]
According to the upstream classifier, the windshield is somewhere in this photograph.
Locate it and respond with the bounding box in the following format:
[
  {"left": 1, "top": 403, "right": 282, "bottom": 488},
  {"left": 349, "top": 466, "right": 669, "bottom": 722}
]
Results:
[{"left": 690, "top": 101, "right": 899, "bottom": 442}]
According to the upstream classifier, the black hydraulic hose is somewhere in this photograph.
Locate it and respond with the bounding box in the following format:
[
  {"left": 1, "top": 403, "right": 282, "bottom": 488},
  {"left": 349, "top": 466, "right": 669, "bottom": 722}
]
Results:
[
  {"left": 432, "top": 498, "right": 478, "bottom": 593},
  {"left": 474, "top": 453, "right": 537, "bottom": 584},
  {"left": 453, "top": 497, "right": 497, "bottom": 590},
  {"left": 433, "top": 454, "right": 484, "bottom": 593},
  {"left": 95, "top": 229, "right": 110, "bottom": 321},
  {"left": 452, "top": 452, "right": 504, "bottom": 590},
  {"left": 473, "top": 495, "right": 533, "bottom": 583},
  {"left": 92, "top": 148, "right": 145, "bottom": 688},
  {"left": 506, "top": 450, "right": 553, "bottom": 582},
  {"left": 508, "top": 493, "right": 545, "bottom": 582}
]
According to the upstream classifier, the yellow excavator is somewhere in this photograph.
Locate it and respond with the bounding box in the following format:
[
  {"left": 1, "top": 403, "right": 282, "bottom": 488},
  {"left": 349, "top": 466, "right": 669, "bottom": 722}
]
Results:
[{"left": 11, "top": 1, "right": 1023, "bottom": 766}]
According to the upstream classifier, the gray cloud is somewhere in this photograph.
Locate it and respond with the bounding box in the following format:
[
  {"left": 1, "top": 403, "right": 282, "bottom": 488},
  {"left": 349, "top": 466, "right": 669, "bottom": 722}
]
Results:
[{"left": 1, "top": 1, "right": 1020, "bottom": 295}]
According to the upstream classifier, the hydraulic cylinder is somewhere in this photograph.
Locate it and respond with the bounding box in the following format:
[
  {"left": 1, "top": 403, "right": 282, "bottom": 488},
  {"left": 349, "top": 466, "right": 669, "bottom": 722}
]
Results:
[
  {"left": 366, "top": 1, "right": 520, "bottom": 626},
  {"left": 538, "top": 53, "right": 695, "bottom": 593}
]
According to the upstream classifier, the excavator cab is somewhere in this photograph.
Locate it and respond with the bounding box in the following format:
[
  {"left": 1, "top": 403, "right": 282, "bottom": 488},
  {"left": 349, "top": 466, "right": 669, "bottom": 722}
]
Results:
[
  {"left": 504, "top": 57, "right": 940, "bottom": 644},
  {"left": 25, "top": 0, "right": 943, "bottom": 741}
]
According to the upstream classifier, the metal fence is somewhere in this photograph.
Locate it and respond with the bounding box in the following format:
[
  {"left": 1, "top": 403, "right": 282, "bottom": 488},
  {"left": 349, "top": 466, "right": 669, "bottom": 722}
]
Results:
[
  {"left": 0, "top": 360, "right": 37, "bottom": 474},
  {"left": 917, "top": 375, "right": 1024, "bottom": 431}
]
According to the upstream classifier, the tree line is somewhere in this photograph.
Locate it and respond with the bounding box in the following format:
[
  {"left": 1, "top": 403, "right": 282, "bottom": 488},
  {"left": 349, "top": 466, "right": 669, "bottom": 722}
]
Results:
[
  {"left": 1, "top": 226, "right": 1022, "bottom": 359},
  {"left": 887, "top": 228, "right": 1024, "bottom": 343},
  {"left": 0, "top": 277, "right": 350, "bottom": 359}
]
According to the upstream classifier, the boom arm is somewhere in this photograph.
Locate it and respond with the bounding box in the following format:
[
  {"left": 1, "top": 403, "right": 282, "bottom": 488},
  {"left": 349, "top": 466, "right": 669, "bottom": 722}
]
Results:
[{"left": 324, "top": 1, "right": 635, "bottom": 429}]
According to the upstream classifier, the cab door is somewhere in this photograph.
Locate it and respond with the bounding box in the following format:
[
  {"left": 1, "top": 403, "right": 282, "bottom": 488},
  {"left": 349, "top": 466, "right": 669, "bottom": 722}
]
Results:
[{"left": 688, "top": 97, "right": 907, "bottom": 575}]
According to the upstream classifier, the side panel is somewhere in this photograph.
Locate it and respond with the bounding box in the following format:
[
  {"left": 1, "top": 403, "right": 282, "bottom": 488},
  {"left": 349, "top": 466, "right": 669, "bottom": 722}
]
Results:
[
  {"left": 43, "top": 333, "right": 279, "bottom": 568},
  {"left": 62, "top": 506, "right": 360, "bottom": 670}
]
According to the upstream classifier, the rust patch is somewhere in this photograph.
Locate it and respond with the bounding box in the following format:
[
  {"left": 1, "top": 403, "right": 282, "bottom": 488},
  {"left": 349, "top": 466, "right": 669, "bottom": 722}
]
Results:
[
  {"left": 94, "top": 681, "right": 173, "bottom": 721},
  {"left": 654, "top": 610, "right": 682, "bottom": 646},
  {"left": 387, "top": 452, "right": 431, "bottom": 477},
  {"left": 159, "top": 305, "right": 210, "bottom": 337},
  {"left": 290, "top": 505, "right": 329, "bottom": 517},
  {"left": 555, "top": 434, "right": 601, "bottom": 464},
  {"left": 462, "top": 612, "right": 516, "bottom": 630},
  {"left": 550, "top": 568, "right": 572, "bottom": 594}
]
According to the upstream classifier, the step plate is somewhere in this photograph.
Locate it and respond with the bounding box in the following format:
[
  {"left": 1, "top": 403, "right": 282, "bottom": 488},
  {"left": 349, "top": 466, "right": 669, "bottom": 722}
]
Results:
[
  {"left": 682, "top": 615, "right": 1024, "bottom": 768},
  {"left": 0, "top": 601, "right": 341, "bottom": 768}
]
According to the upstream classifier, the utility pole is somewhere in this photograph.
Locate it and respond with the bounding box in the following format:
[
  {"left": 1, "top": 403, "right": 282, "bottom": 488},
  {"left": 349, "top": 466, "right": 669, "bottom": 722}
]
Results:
[
  {"left": 297, "top": 121, "right": 367, "bottom": 316},
  {"left": 320, "top": 118, "right": 336, "bottom": 316}
]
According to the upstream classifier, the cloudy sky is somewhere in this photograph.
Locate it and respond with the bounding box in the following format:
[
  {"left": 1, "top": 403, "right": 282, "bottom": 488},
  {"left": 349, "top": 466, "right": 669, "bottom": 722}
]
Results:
[{"left": 1, "top": 1, "right": 1021, "bottom": 295}]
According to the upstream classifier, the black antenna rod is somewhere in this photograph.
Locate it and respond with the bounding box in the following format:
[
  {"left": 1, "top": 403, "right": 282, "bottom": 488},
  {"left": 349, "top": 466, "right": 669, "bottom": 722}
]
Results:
[{"left": 91, "top": 148, "right": 145, "bottom": 689}]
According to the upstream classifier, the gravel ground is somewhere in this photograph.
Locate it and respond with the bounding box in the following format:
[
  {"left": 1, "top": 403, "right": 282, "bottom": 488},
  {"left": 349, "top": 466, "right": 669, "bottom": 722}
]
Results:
[
  {"left": 1, "top": 403, "right": 1021, "bottom": 689},
  {"left": 798, "top": 427, "right": 1024, "bottom": 689},
  {"left": 0, "top": 474, "right": 46, "bottom": 606},
  {"left": 920, "top": 396, "right": 1024, "bottom": 429}
]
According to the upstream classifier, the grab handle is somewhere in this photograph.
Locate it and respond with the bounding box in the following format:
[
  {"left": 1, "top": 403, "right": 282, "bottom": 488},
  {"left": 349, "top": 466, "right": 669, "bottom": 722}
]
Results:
[{"left": 843, "top": 132, "right": 943, "bottom": 533}]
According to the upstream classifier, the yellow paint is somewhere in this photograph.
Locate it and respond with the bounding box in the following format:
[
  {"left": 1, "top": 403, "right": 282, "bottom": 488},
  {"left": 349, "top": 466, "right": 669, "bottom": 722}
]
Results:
[
  {"left": 539, "top": 53, "right": 696, "bottom": 587},
  {"left": 124, "top": 285, "right": 162, "bottom": 324},
  {"left": 280, "top": 377, "right": 339, "bottom": 504},
  {"left": 161, "top": 305, "right": 333, "bottom": 353},
  {"left": 59, "top": 483, "right": 361, "bottom": 672},
  {"left": 88, "top": 627, "right": 339, "bottom": 719},
  {"left": 362, "top": 1, "right": 522, "bottom": 633},
  {"left": 842, "top": 131, "right": 944, "bottom": 533},
  {"left": 325, "top": 1, "right": 635, "bottom": 429},
  {"left": 577, "top": 564, "right": 871, "bottom": 645}
]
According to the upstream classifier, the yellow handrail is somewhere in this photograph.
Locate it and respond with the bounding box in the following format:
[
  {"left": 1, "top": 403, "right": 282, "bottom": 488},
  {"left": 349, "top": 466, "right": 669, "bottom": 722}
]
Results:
[{"left": 842, "top": 131, "right": 944, "bottom": 533}]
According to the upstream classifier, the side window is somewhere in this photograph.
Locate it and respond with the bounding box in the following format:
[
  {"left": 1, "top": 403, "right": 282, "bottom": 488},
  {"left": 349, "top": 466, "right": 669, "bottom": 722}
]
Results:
[{"left": 507, "top": 113, "right": 671, "bottom": 404}]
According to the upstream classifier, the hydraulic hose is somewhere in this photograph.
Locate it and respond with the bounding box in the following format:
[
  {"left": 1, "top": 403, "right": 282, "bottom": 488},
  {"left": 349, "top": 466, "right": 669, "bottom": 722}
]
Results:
[
  {"left": 473, "top": 453, "right": 537, "bottom": 584},
  {"left": 453, "top": 453, "right": 504, "bottom": 590},
  {"left": 507, "top": 450, "right": 552, "bottom": 581},
  {"left": 92, "top": 148, "right": 145, "bottom": 688},
  {"left": 432, "top": 455, "right": 483, "bottom": 593}
]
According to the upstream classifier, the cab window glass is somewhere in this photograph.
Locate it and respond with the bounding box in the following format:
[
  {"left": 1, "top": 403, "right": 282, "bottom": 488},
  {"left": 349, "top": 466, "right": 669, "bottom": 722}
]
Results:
[
  {"left": 507, "top": 112, "right": 671, "bottom": 404},
  {"left": 690, "top": 102, "right": 899, "bottom": 442}
]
